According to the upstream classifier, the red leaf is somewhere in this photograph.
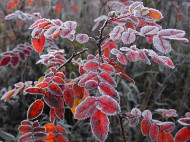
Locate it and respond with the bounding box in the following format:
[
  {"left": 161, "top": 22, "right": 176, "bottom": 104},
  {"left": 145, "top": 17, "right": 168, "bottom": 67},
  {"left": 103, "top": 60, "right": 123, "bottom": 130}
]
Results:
[
  {"left": 25, "top": 87, "right": 45, "bottom": 95},
  {"left": 27, "top": 99, "right": 44, "bottom": 120},
  {"left": 52, "top": 76, "right": 65, "bottom": 85},
  {"left": 157, "top": 131, "right": 167, "bottom": 142},
  {"left": 19, "top": 132, "right": 32, "bottom": 142},
  {"left": 178, "top": 118, "right": 190, "bottom": 126},
  {"left": 18, "top": 125, "right": 32, "bottom": 134},
  {"left": 0, "top": 57, "right": 11, "bottom": 66},
  {"left": 32, "top": 120, "right": 40, "bottom": 127},
  {"left": 117, "top": 70, "right": 135, "bottom": 84},
  {"left": 10, "top": 56, "right": 19, "bottom": 67},
  {"left": 63, "top": 87, "right": 74, "bottom": 108},
  {"left": 99, "top": 71, "right": 117, "bottom": 87},
  {"left": 49, "top": 108, "right": 55, "bottom": 123},
  {"left": 98, "top": 82, "right": 119, "bottom": 100},
  {"left": 74, "top": 96, "right": 97, "bottom": 119},
  {"left": 33, "top": 132, "right": 47, "bottom": 140},
  {"left": 33, "top": 127, "right": 45, "bottom": 132},
  {"left": 96, "top": 95, "right": 120, "bottom": 115},
  {"left": 83, "top": 61, "right": 99, "bottom": 72},
  {"left": 55, "top": 134, "right": 68, "bottom": 142},
  {"left": 55, "top": 107, "right": 64, "bottom": 120},
  {"left": 100, "top": 63, "right": 115, "bottom": 73},
  {"left": 85, "top": 80, "right": 98, "bottom": 90},
  {"left": 117, "top": 54, "right": 128, "bottom": 65},
  {"left": 56, "top": 125, "right": 66, "bottom": 133},
  {"left": 21, "top": 120, "right": 31, "bottom": 125},
  {"left": 55, "top": 72, "right": 65, "bottom": 79},
  {"left": 160, "top": 56, "right": 174, "bottom": 69},
  {"left": 32, "top": 32, "right": 45, "bottom": 53},
  {"left": 175, "top": 127, "right": 190, "bottom": 142},
  {"left": 160, "top": 122, "right": 175, "bottom": 133},
  {"left": 78, "top": 72, "right": 97, "bottom": 87},
  {"left": 44, "top": 93, "right": 62, "bottom": 109},
  {"left": 73, "top": 84, "right": 85, "bottom": 99},
  {"left": 19, "top": 52, "right": 25, "bottom": 61},
  {"left": 149, "top": 123, "right": 159, "bottom": 141},
  {"left": 44, "top": 123, "right": 55, "bottom": 133},
  {"left": 141, "top": 119, "right": 151, "bottom": 136},
  {"left": 138, "top": 50, "right": 151, "bottom": 65},
  {"left": 36, "top": 82, "right": 49, "bottom": 88},
  {"left": 42, "top": 133, "right": 55, "bottom": 142},
  {"left": 48, "top": 83, "right": 62, "bottom": 96},
  {"left": 166, "top": 133, "right": 174, "bottom": 142},
  {"left": 91, "top": 110, "right": 109, "bottom": 142}
]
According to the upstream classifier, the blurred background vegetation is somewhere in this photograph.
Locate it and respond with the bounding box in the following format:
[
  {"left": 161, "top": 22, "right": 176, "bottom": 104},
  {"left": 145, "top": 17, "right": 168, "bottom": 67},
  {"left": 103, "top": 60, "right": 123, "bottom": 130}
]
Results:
[{"left": 0, "top": 0, "right": 189, "bottom": 141}]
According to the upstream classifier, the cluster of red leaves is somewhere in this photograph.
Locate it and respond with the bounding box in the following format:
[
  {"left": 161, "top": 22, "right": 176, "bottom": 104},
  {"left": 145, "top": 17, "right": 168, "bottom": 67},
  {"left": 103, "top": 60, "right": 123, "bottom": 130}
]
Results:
[
  {"left": 18, "top": 120, "right": 47, "bottom": 142},
  {"left": 94, "top": 1, "right": 188, "bottom": 69},
  {"left": 0, "top": 42, "right": 32, "bottom": 67},
  {"left": 6, "top": 0, "right": 19, "bottom": 10},
  {"left": 30, "top": 18, "right": 89, "bottom": 53}
]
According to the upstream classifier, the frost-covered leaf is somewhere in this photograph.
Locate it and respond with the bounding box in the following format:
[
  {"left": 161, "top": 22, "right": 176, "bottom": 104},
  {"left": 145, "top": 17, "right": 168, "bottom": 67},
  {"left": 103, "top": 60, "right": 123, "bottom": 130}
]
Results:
[
  {"left": 160, "top": 122, "right": 175, "bottom": 133},
  {"left": 175, "top": 127, "right": 190, "bottom": 142},
  {"left": 142, "top": 110, "right": 152, "bottom": 120},
  {"left": 96, "top": 95, "right": 120, "bottom": 115},
  {"left": 64, "top": 21, "right": 77, "bottom": 30},
  {"left": 99, "top": 71, "right": 117, "bottom": 87},
  {"left": 140, "top": 26, "right": 159, "bottom": 36},
  {"left": 131, "top": 108, "right": 141, "bottom": 117},
  {"left": 149, "top": 123, "right": 159, "bottom": 141},
  {"left": 141, "top": 119, "right": 151, "bottom": 136},
  {"left": 178, "top": 118, "right": 190, "bottom": 126},
  {"left": 122, "top": 29, "right": 136, "bottom": 45},
  {"left": 44, "top": 26, "right": 60, "bottom": 38},
  {"left": 74, "top": 96, "right": 97, "bottom": 119},
  {"left": 91, "top": 110, "right": 109, "bottom": 142},
  {"left": 153, "top": 35, "right": 171, "bottom": 54},
  {"left": 27, "top": 99, "right": 44, "bottom": 120},
  {"left": 76, "top": 34, "right": 89, "bottom": 44},
  {"left": 98, "top": 82, "right": 119, "bottom": 100},
  {"left": 85, "top": 80, "right": 98, "bottom": 90},
  {"left": 107, "top": 1, "right": 125, "bottom": 13}
]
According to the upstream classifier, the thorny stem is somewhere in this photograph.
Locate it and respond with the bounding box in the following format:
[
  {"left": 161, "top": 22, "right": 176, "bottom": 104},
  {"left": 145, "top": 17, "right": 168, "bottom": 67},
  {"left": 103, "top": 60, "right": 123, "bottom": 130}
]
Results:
[{"left": 118, "top": 114, "right": 127, "bottom": 142}]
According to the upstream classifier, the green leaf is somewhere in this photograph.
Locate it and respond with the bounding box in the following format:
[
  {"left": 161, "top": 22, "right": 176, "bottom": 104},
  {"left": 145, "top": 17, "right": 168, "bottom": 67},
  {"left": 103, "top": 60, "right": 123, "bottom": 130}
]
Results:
[{"left": 0, "top": 129, "right": 16, "bottom": 141}]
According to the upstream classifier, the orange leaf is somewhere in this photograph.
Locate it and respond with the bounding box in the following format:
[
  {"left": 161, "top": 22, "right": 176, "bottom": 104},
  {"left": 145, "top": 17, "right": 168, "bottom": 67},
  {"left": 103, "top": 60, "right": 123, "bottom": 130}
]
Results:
[
  {"left": 147, "top": 8, "right": 163, "bottom": 21},
  {"left": 1, "top": 89, "right": 16, "bottom": 100},
  {"left": 32, "top": 32, "right": 45, "bottom": 53}
]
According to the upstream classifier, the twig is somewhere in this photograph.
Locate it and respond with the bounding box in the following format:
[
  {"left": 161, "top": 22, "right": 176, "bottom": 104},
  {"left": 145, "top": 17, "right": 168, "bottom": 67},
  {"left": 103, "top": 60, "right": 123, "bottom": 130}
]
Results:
[
  {"left": 118, "top": 114, "right": 127, "bottom": 142},
  {"left": 96, "top": 18, "right": 109, "bottom": 63},
  {"left": 57, "top": 48, "right": 87, "bottom": 71}
]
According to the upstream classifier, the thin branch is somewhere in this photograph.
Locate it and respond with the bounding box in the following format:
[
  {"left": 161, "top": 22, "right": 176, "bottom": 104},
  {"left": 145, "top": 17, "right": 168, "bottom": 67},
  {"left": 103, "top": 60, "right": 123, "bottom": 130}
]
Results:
[
  {"left": 118, "top": 114, "right": 127, "bottom": 142},
  {"left": 96, "top": 18, "right": 109, "bottom": 63},
  {"left": 57, "top": 48, "right": 87, "bottom": 71}
]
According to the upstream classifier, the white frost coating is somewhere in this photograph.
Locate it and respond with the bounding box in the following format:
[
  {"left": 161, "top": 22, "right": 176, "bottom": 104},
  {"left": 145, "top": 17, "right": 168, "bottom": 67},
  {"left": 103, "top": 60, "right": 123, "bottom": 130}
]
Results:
[
  {"left": 109, "top": 26, "right": 124, "bottom": 41},
  {"left": 140, "top": 26, "right": 159, "bottom": 36},
  {"left": 44, "top": 26, "right": 60, "bottom": 38},
  {"left": 64, "top": 21, "right": 77, "bottom": 30},
  {"left": 128, "top": 117, "right": 140, "bottom": 127},
  {"left": 76, "top": 34, "right": 89, "bottom": 44},
  {"left": 94, "top": 15, "right": 108, "bottom": 23},
  {"left": 107, "top": 1, "right": 125, "bottom": 13},
  {"left": 153, "top": 35, "right": 171, "bottom": 54},
  {"left": 121, "top": 28, "right": 136, "bottom": 45},
  {"left": 158, "top": 29, "right": 185, "bottom": 38},
  {"left": 131, "top": 108, "right": 141, "bottom": 117},
  {"left": 142, "top": 110, "right": 152, "bottom": 120},
  {"left": 110, "top": 48, "right": 122, "bottom": 55}
]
